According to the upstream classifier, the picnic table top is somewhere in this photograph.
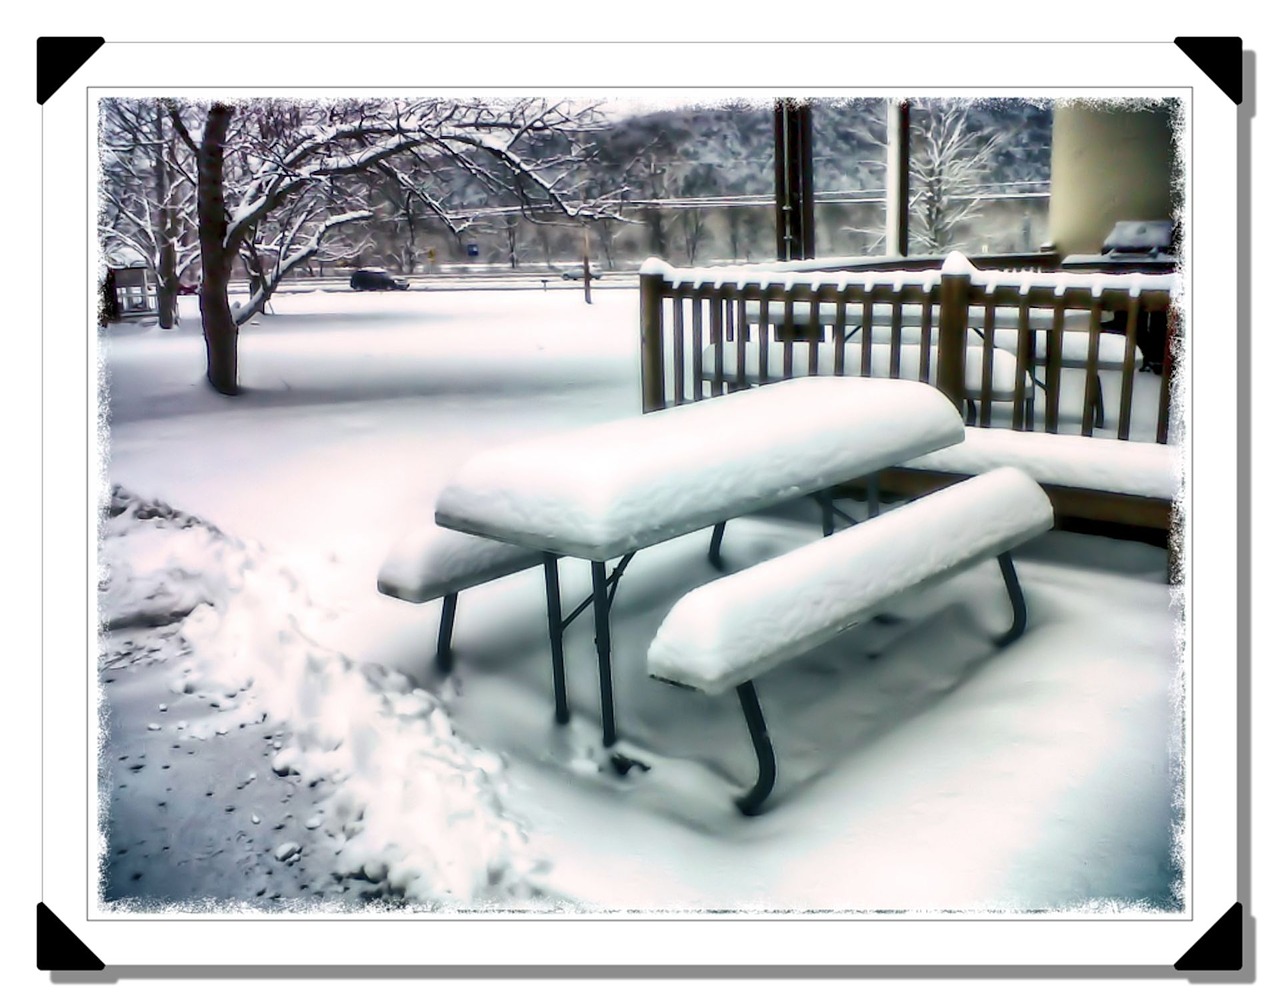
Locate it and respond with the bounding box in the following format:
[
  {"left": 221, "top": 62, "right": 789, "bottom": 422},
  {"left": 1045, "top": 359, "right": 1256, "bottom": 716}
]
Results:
[{"left": 434, "top": 376, "right": 965, "bottom": 561}]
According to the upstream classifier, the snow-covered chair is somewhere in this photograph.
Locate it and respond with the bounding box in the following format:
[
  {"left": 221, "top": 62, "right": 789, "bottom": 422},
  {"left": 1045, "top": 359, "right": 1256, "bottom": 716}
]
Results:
[{"left": 646, "top": 466, "right": 1054, "bottom": 814}]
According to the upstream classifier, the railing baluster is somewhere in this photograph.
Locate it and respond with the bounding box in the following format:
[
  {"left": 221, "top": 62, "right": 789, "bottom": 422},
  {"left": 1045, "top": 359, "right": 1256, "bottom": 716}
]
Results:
[
  {"left": 1116, "top": 294, "right": 1139, "bottom": 441},
  {"left": 1044, "top": 297, "right": 1065, "bottom": 434},
  {"left": 1013, "top": 302, "right": 1031, "bottom": 431},
  {"left": 807, "top": 284, "right": 822, "bottom": 376},
  {"left": 734, "top": 285, "right": 748, "bottom": 392},
  {"left": 889, "top": 293, "right": 903, "bottom": 380},
  {"left": 1081, "top": 301, "right": 1103, "bottom": 437},
  {"left": 672, "top": 290, "right": 686, "bottom": 406},
  {"left": 758, "top": 287, "right": 770, "bottom": 385},
  {"left": 919, "top": 297, "right": 934, "bottom": 384},
  {"left": 1157, "top": 300, "right": 1176, "bottom": 445},
  {"left": 859, "top": 291, "right": 873, "bottom": 378},
  {"left": 782, "top": 287, "right": 796, "bottom": 379},
  {"left": 709, "top": 290, "right": 725, "bottom": 396},
  {"left": 691, "top": 291, "right": 705, "bottom": 401},
  {"left": 833, "top": 297, "right": 848, "bottom": 376},
  {"left": 979, "top": 297, "right": 996, "bottom": 427}
]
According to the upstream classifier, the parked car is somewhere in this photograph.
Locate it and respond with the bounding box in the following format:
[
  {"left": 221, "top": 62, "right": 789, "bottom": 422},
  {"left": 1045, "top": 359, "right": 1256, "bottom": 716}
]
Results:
[
  {"left": 350, "top": 267, "right": 410, "bottom": 291},
  {"left": 177, "top": 282, "right": 198, "bottom": 295},
  {"left": 561, "top": 266, "right": 603, "bottom": 281}
]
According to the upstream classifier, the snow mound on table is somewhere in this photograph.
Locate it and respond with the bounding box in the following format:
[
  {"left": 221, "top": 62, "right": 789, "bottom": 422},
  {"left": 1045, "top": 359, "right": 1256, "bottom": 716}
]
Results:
[
  {"left": 98, "top": 487, "right": 544, "bottom": 907},
  {"left": 436, "top": 376, "right": 964, "bottom": 560}
]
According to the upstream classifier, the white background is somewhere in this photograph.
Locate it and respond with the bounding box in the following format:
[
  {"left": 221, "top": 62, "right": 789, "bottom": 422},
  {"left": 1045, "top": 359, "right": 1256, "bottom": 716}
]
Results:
[{"left": 9, "top": 7, "right": 1272, "bottom": 1003}]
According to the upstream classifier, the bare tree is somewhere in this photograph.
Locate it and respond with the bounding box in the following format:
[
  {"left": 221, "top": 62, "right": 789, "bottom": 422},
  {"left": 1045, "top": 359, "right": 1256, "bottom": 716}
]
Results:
[
  {"left": 99, "top": 98, "right": 199, "bottom": 328},
  {"left": 164, "top": 97, "right": 617, "bottom": 395},
  {"left": 908, "top": 100, "right": 1003, "bottom": 254}
]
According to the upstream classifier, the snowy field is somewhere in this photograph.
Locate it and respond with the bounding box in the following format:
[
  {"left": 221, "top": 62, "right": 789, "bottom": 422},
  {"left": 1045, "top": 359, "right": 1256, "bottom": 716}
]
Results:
[{"left": 97, "top": 287, "right": 1182, "bottom": 914}]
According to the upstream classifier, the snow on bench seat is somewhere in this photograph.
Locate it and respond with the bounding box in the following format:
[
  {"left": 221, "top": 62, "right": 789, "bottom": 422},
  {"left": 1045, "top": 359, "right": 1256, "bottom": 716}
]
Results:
[
  {"left": 700, "top": 342, "right": 1021, "bottom": 401},
  {"left": 903, "top": 427, "right": 1180, "bottom": 502},
  {"left": 435, "top": 376, "right": 965, "bottom": 562},
  {"left": 646, "top": 467, "right": 1054, "bottom": 697},
  {"left": 989, "top": 329, "right": 1138, "bottom": 369},
  {"left": 377, "top": 523, "right": 542, "bottom": 604}
]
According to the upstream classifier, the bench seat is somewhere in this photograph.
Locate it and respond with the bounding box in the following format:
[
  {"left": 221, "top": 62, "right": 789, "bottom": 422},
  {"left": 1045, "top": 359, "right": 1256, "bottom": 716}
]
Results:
[
  {"left": 377, "top": 522, "right": 544, "bottom": 671},
  {"left": 903, "top": 426, "right": 1179, "bottom": 503},
  {"left": 377, "top": 523, "right": 543, "bottom": 604},
  {"left": 700, "top": 342, "right": 1022, "bottom": 401},
  {"left": 648, "top": 467, "right": 1054, "bottom": 697}
]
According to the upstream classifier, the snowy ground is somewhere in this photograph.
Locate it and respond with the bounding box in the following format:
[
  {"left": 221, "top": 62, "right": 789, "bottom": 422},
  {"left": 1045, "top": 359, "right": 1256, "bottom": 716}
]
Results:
[{"left": 97, "top": 287, "right": 1183, "bottom": 914}]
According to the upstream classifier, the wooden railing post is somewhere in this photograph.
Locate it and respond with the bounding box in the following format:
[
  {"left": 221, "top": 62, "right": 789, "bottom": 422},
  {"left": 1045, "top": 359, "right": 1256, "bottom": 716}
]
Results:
[
  {"left": 937, "top": 252, "right": 973, "bottom": 416},
  {"left": 639, "top": 262, "right": 667, "bottom": 412}
]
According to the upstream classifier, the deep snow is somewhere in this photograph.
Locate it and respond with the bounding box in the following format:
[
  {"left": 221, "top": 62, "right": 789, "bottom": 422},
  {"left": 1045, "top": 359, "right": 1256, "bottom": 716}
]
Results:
[{"left": 97, "top": 287, "right": 1183, "bottom": 914}]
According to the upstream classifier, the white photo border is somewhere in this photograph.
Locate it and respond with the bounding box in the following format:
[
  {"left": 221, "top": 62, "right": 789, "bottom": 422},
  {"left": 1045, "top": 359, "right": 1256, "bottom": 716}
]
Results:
[{"left": 41, "top": 39, "right": 1239, "bottom": 970}]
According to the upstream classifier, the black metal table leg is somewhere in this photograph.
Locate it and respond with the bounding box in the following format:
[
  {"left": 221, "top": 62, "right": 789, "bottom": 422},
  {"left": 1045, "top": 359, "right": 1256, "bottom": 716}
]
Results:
[
  {"left": 708, "top": 521, "right": 727, "bottom": 570},
  {"left": 542, "top": 554, "right": 570, "bottom": 725},
  {"left": 435, "top": 592, "right": 458, "bottom": 672},
  {"left": 734, "top": 681, "right": 777, "bottom": 816},
  {"left": 590, "top": 560, "right": 618, "bottom": 748},
  {"left": 994, "top": 551, "right": 1029, "bottom": 647},
  {"left": 867, "top": 471, "right": 881, "bottom": 518}
]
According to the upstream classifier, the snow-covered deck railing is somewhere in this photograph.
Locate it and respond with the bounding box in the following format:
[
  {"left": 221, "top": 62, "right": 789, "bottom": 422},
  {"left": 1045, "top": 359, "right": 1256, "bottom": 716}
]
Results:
[{"left": 639, "top": 252, "right": 1179, "bottom": 445}]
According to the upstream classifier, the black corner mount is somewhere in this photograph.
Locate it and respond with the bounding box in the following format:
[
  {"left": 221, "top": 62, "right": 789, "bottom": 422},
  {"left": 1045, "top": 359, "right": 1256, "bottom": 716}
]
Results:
[
  {"left": 1174, "top": 902, "right": 1244, "bottom": 971},
  {"left": 36, "top": 902, "right": 105, "bottom": 971},
  {"left": 36, "top": 36, "right": 104, "bottom": 105},
  {"left": 1174, "top": 37, "right": 1243, "bottom": 105}
]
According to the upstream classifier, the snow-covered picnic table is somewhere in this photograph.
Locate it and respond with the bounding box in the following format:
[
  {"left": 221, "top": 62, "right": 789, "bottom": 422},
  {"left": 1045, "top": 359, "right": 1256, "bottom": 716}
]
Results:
[{"left": 433, "top": 376, "right": 964, "bottom": 757}]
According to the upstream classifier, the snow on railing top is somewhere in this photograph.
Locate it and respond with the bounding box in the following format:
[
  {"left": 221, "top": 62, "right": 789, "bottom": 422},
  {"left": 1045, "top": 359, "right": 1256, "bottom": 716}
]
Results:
[
  {"left": 639, "top": 257, "right": 945, "bottom": 295},
  {"left": 641, "top": 254, "right": 1181, "bottom": 300}
]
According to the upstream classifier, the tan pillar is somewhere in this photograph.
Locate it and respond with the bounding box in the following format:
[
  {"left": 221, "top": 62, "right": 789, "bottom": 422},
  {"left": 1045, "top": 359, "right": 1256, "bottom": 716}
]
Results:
[{"left": 1047, "top": 101, "right": 1178, "bottom": 256}]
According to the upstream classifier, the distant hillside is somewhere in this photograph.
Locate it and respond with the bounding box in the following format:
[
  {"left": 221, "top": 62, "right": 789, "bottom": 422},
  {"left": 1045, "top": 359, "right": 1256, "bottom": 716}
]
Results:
[{"left": 593, "top": 97, "right": 1054, "bottom": 199}]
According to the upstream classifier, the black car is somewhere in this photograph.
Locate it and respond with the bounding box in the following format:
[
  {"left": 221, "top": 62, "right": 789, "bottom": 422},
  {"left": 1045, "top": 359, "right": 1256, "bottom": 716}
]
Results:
[
  {"left": 350, "top": 267, "right": 410, "bottom": 291},
  {"left": 561, "top": 266, "right": 603, "bottom": 281}
]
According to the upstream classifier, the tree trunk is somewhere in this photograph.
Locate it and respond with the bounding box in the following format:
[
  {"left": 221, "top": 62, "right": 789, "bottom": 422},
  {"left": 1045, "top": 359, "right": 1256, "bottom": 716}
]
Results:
[
  {"left": 153, "top": 103, "right": 179, "bottom": 330},
  {"left": 197, "top": 103, "right": 239, "bottom": 395}
]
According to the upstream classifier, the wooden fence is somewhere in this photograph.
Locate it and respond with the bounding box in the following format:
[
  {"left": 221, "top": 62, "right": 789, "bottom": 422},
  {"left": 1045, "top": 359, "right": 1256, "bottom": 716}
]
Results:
[{"left": 639, "top": 252, "right": 1178, "bottom": 445}]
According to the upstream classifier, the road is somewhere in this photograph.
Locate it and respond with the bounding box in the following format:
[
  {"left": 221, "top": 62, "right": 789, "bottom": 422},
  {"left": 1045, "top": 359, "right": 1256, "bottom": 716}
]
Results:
[{"left": 231, "top": 270, "right": 640, "bottom": 296}]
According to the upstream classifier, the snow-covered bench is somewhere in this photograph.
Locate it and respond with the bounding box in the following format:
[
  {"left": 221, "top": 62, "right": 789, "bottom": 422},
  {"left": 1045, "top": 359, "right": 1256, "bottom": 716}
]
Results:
[
  {"left": 377, "top": 524, "right": 542, "bottom": 671},
  {"left": 646, "top": 466, "right": 1055, "bottom": 814},
  {"left": 904, "top": 427, "right": 1179, "bottom": 503}
]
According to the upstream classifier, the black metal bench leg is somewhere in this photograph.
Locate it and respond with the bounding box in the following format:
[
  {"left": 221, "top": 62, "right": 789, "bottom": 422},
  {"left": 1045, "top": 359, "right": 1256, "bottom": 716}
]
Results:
[
  {"left": 708, "top": 521, "right": 727, "bottom": 570},
  {"left": 816, "top": 489, "right": 835, "bottom": 537},
  {"left": 734, "top": 681, "right": 777, "bottom": 816},
  {"left": 994, "top": 551, "right": 1029, "bottom": 647},
  {"left": 542, "top": 554, "right": 570, "bottom": 725},
  {"left": 1090, "top": 373, "right": 1105, "bottom": 429},
  {"left": 591, "top": 560, "right": 618, "bottom": 748},
  {"left": 435, "top": 592, "right": 458, "bottom": 672},
  {"left": 867, "top": 472, "right": 881, "bottom": 518}
]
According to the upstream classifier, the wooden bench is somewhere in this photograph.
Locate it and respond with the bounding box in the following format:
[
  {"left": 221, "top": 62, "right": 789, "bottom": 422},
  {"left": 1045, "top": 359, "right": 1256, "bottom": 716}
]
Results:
[
  {"left": 377, "top": 523, "right": 542, "bottom": 671},
  {"left": 646, "top": 466, "right": 1055, "bottom": 814}
]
